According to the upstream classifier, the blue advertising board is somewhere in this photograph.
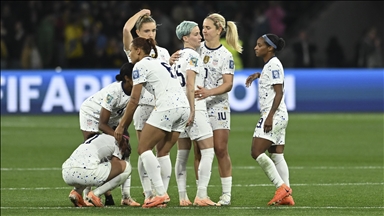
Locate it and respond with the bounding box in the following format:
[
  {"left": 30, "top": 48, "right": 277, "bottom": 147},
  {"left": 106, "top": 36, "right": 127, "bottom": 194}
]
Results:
[{"left": 1, "top": 68, "right": 383, "bottom": 115}]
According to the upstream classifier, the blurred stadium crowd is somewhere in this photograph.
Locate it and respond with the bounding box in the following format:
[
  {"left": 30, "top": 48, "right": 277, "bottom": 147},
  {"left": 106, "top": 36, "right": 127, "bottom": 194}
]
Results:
[{"left": 0, "top": 1, "right": 382, "bottom": 70}]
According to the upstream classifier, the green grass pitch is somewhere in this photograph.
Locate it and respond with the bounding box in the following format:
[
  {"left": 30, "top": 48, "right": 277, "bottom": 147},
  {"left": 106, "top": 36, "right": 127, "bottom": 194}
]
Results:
[{"left": 1, "top": 113, "right": 383, "bottom": 215}]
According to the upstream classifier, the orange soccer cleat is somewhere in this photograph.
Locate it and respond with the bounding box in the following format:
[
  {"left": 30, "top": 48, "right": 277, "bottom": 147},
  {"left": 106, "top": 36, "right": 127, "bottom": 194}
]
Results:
[
  {"left": 179, "top": 199, "right": 192, "bottom": 206},
  {"left": 142, "top": 193, "right": 169, "bottom": 208},
  {"left": 86, "top": 191, "right": 103, "bottom": 207},
  {"left": 267, "top": 183, "right": 292, "bottom": 206},
  {"left": 193, "top": 196, "right": 220, "bottom": 207},
  {"left": 277, "top": 195, "right": 295, "bottom": 206},
  {"left": 121, "top": 197, "right": 141, "bottom": 207},
  {"left": 68, "top": 190, "right": 92, "bottom": 207}
]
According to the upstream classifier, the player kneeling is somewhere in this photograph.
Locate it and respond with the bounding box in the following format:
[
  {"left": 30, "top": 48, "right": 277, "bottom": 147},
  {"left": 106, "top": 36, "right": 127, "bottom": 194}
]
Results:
[{"left": 62, "top": 133, "right": 132, "bottom": 207}]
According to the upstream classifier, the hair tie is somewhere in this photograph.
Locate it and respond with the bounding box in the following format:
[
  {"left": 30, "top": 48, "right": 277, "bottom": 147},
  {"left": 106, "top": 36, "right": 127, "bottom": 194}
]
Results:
[
  {"left": 262, "top": 34, "right": 277, "bottom": 49},
  {"left": 122, "top": 135, "right": 130, "bottom": 140}
]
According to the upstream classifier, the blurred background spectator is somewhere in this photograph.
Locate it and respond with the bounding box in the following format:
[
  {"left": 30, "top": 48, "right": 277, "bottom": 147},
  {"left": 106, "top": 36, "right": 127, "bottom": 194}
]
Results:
[
  {"left": 356, "top": 26, "right": 383, "bottom": 68},
  {"left": 325, "top": 36, "right": 345, "bottom": 68},
  {"left": 292, "top": 30, "right": 317, "bottom": 68},
  {"left": 0, "top": 1, "right": 382, "bottom": 70}
]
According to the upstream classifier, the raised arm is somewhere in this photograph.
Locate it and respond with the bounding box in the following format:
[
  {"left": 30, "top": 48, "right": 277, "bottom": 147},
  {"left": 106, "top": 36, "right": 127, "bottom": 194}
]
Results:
[{"left": 123, "top": 9, "right": 151, "bottom": 51}]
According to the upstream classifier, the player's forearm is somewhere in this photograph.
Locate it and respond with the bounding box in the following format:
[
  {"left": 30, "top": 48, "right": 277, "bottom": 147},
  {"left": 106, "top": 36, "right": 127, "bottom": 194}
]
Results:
[
  {"left": 119, "top": 100, "right": 138, "bottom": 128},
  {"left": 209, "top": 82, "right": 233, "bottom": 96},
  {"left": 269, "top": 91, "right": 283, "bottom": 116},
  {"left": 122, "top": 16, "right": 139, "bottom": 50},
  {"left": 186, "top": 84, "right": 195, "bottom": 112},
  {"left": 99, "top": 123, "right": 115, "bottom": 137},
  {"left": 186, "top": 70, "right": 196, "bottom": 111}
]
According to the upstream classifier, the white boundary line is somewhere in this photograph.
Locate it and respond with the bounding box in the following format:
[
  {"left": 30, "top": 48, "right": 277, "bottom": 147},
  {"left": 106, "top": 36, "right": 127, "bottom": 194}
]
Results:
[
  {"left": 1, "top": 182, "right": 383, "bottom": 191},
  {"left": 0, "top": 206, "right": 383, "bottom": 210},
  {"left": 1, "top": 166, "right": 383, "bottom": 171}
]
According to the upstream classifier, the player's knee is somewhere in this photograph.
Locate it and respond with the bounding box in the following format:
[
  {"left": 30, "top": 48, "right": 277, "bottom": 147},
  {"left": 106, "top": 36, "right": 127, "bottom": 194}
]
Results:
[
  {"left": 214, "top": 145, "right": 228, "bottom": 159},
  {"left": 250, "top": 147, "right": 262, "bottom": 160},
  {"left": 250, "top": 150, "right": 258, "bottom": 160}
]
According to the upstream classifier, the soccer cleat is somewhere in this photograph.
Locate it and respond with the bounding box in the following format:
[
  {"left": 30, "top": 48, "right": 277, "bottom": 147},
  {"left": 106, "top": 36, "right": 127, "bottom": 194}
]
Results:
[
  {"left": 84, "top": 200, "right": 94, "bottom": 207},
  {"left": 142, "top": 193, "right": 169, "bottom": 208},
  {"left": 69, "top": 190, "right": 89, "bottom": 207},
  {"left": 217, "top": 193, "right": 231, "bottom": 206},
  {"left": 164, "top": 193, "right": 170, "bottom": 203},
  {"left": 193, "top": 196, "right": 220, "bottom": 206},
  {"left": 121, "top": 197, "right": 141, "bottom": 207},
  {"left": 179, "top": 199, "right": 192, "bottom": 206},
  {"left": 277, "top": 195, "right": 295, "bottom": 206},
  {"left": 86, "top": 191, "right": 103, "bottom": 207},
  {"left": 156, "top": 204, "right": 167, "bottom": 208},
  {"left": 267, "top": 183, "right": 292, "bottom": 206}
]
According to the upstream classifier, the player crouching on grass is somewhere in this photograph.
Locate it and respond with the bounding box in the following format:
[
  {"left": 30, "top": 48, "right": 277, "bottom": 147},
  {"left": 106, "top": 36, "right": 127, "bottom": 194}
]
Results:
[{"left": 62, "top": 133, "right": 132, "bottom": 207}]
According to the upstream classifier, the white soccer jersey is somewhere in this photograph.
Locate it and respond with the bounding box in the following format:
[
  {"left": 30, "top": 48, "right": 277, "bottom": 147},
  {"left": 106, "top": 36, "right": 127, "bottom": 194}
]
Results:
[
  {"left": 199, "top": 42, "right": 235, "bottom": 111},
  {"left": 172, "top": 48, "right": 206, "bottom": 111},
  {"left": 124, "top": 45, "right": 170, "bottom": 106},
  {"left": 80, "top": 81, "right": 131, "bottom": 126},
  {"left": 132, "top": 57, "right": 189, "bottom": 111},
  {"left": 62, "top": 133, "right": 122, "bottom": 169},
  {"left": 258, "top": 56, "right": 287, "bottom": 114}
]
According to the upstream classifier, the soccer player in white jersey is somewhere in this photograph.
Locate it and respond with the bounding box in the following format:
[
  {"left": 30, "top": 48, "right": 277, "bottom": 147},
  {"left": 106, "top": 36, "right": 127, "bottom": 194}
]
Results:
[
  {"left": 172, "top": 21, "right": 218, "bottom": 207},
  {"left": 192, "top": 13, "right": 243, "bottom": 206},
  {"left": 62, "top": 133, "right": 132, "bottom": 207},
  {"left": 122, "top": 9, "right": 173, "bottom": 197},
  {"left": 114, "top": 37, "right": 190, "bottom": 208},
  {"left": 79, "top": 62, "right": 140, "bottom": 207},
  {"left": 245, "top": 33, "right": 294, "bottom": 206}
]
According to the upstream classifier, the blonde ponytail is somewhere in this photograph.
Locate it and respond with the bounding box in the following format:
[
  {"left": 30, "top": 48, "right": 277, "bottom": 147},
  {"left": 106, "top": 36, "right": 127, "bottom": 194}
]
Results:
[{"left": 226, "top": 21, "right": 243, "bottom": 53}]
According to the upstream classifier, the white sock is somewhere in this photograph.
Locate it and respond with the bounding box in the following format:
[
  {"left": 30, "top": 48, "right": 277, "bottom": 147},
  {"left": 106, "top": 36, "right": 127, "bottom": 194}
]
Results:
[
  {"left": 157, "top": 155, "right": 172, "bottom": 192},
  {"left": 220, "top": 176, "right": 232, "bottom": 196},
  {"left": 138, "top": 156, "right": 153, "bottom": 198},
  {"left": 121, "top": 175, "right": 131, "bottom": 199},
  {"left": 121, "top": 157, "right": 132, "bottom": 199},
  {"left": 175, "top": 149, "right": 190, "bottom": 200},
  {"left": 271, "top": 153, "right": 290, "bottom": 187},
  {"left": 141, "top": 150, "right": 166, "bottom": 196},
  {"left": 256, "top": 153, "right": 285, "bottom": 188},
  {"left": 93, "top": 161, "right": 132, "bottom": 196},
  {"left": 83, "top": 186, "right": 91, "bottom": 199},
  {"left": 197, "top": 148, "right": 214, "bottom": 198}
]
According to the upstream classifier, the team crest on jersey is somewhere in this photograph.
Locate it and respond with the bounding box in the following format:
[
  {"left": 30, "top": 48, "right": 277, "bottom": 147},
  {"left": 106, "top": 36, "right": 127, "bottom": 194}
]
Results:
[
  {"left": 229, "top": 60, "right": 234, "bottom": 69},
  {"left": 106, "top": 94, "right": 113, "bottom": 104},
  {"left": 133, "top": 69, "right": 139, "bottom": 79},
  {"left": 87, "top": 119, "right": 92, "bottom": 126},
  {"left": 203, "top": 55, "right": 210, "bottom": 64},
  {"left": 272, "top": 70, "right": 280, "bottom": 79},
  {"left": 213, "top": 59, "right": 218, "bottom": 66},
  {"left": 189, "top": 57, "right": 198, "bottom": 66}
]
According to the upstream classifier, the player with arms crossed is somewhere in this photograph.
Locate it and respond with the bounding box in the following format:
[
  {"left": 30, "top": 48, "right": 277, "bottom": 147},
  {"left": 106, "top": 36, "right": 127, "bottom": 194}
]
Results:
[
  {"left": 79, "top": 62, "right": 140, "bottom": 206},
  {"left": 245, "top": 33, "right": 294, "bottom": 206},
  {"left": 122, "top": 9, "right": 173, "bottom": 199},
  {"left": 62, "top": 133, "right": 132, "bottom": 207},
  {"left": 173, "top": 21, "right": 218, "bottom": 207},
  {"left": 115, "top": 37, "right": 191, "bottom": 208}
]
